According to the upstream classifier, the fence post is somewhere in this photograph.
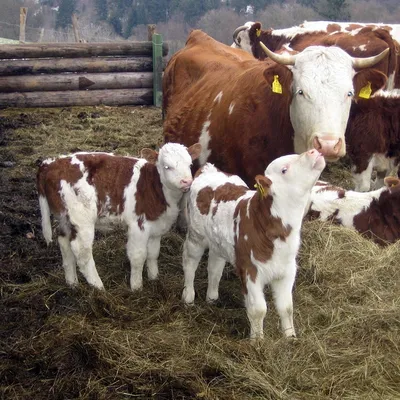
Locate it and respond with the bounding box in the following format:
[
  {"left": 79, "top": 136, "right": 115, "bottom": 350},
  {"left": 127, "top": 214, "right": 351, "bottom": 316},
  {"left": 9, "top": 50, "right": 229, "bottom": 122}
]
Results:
[
  {"left": 19, "top": 7, "right": 28, "bottom": 43},
  {"left": 72, "top": 14, "right": 81, "bottom": 43},
  {"left": 152, "top": 33, "right": 163, "bottom": 107}
]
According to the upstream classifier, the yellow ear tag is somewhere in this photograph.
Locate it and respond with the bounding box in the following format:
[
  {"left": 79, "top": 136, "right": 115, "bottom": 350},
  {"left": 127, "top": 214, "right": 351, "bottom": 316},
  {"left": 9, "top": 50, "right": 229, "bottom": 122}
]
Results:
[
  {"left": 256, "top": 28, "right": 261, "bottom": 37},
  {"left": 254, "top": 182, "right": 267, "bottom": 198},
  {"left": 272, "top": 75, "right": 283, "bottom": 94},
  {"left": 359, "top": 81, "right": 372, "bottom": 99}
]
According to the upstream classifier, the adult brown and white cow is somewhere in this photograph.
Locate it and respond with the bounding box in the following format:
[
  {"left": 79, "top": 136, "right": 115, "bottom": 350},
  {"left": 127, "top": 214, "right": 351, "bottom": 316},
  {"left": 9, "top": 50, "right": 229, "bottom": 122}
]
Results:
[
  {"left": 163, "top": 30, "right": 387, "bottom": 186},
  {"left": 346, "top": 89, "right": 400, "bottom": 192},
  {"left": 306, "top": 177, "right": 400, "bottom": 246},
  {"left": 182, "top": 150, "right": 325, "bottom": 339},
  {"left": 232, "top": 22, "right": 398, "bottom": 89},
  {"left": 37, "top": 143, "right": 201, "bottom": 290}
]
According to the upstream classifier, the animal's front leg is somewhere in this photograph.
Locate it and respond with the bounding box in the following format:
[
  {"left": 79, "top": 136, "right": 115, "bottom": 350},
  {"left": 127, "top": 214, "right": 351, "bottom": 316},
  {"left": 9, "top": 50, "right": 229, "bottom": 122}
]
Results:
[
  {"left": 146, "top": 236, "right": 161, "bottom": 281},
  {"left": 270, "top": 268, "right": 297, "bottom": 338},
  {"left": 206, "top": 250, "right": 226, "bottom": 303},
  {"left": 244, "top": 278, "right": 267, "bottom": 339},
  {"left": 127, "top": 228, "right": 149, "bottom": 291}
]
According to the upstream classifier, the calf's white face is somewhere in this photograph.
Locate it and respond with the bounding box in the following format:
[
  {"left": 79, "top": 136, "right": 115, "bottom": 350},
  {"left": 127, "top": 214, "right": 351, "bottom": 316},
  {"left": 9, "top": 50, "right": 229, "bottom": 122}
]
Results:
[
  {"left": 265, "top": 149, "right": 326, "bottom": 198},
  {"left": 155, "top": 143, "right": 200, "bottom": 192}
]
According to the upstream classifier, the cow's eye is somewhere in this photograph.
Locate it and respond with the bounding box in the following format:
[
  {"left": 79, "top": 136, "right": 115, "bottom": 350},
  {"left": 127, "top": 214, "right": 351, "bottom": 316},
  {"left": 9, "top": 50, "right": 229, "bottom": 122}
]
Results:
[
  {"left": 281, "top": 167, "right": 288, "bottom": 174},
  {"left": 297, "top": 89, "right": 304, "bottom": 95},
  {"left": 164, "top": 165, "right": 170, "bottom": 170},
  {"left": 347, "top": 91, "right": 354, "bottom": 97}
]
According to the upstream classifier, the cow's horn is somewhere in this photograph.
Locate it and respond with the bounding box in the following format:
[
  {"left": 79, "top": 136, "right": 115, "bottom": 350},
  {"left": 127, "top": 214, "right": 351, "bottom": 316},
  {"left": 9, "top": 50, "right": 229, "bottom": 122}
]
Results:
[
  {"left": 352, "top": 48, "right": 389, "bottom": 69},
  {"left": 260, "top": 42, "right": 296, "bottom": 65},
  {"left": 233, "top": 25, "right": 249, "bottom": 47}
]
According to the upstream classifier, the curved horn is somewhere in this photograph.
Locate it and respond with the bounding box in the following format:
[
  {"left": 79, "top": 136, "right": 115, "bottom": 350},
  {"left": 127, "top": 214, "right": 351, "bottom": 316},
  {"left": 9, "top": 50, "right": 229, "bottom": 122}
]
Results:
[
  {"left": 260, "top": 42, "right": 297, "bottom": 66},
  {"left": 233, "top": 25, "right": 249, "bottom": 47},
  {"left": 352, "top": 48, "right": 389, "bottom": 69}
]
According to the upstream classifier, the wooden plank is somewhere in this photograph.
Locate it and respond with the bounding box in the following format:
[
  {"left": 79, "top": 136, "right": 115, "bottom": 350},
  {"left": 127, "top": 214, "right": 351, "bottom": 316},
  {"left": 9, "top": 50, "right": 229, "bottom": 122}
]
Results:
[
  {"left": 0, "top": 72, "right": 153, "bottom": 92},
  {"left": 20, "top": 7, "right": 27, "bottom": 43},
  {"left": 0, "top": 88, "right": 153, "bottom": 108},
  {"left": 0, "top": 57, "right": 154, "bottom": 75},
  {"left": 0, "top": 42, "right": 169, "bottom": 59},
  {"left": 152, "top": 33, "right": 163, "bottom": 107}
]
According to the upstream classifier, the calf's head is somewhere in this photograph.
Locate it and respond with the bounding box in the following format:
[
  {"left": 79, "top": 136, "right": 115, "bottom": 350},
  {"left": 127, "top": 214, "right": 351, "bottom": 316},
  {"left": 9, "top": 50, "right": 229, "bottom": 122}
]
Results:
[
  {"left": 141, "top": 143, "right": 201, "bottom": 192},
  {"left": 261, "top": 43, "right": 389, "bottom": 162},
  {"left": 263, "top": 150, "right": 326, "bottom": 200}
]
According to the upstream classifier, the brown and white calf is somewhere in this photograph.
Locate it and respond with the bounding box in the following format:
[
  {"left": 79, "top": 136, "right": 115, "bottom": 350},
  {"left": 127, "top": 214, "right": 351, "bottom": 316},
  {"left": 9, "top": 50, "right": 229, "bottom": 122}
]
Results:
[
  {"left": 306, "top": 177, "right": 400, "bottom": 245},
  {"left": 37, "top": 143, "right": 201, "bottom": 290},
  {"left": 182, "top": 150, "right": 325, "bottom": 339},
  {"left": 346, "top": 90, "right": 400, "bottom": 192}
]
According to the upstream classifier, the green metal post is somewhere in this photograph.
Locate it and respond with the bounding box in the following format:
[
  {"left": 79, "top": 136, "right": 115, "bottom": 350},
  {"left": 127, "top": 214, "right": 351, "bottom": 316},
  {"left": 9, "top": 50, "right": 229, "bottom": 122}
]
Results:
[{"left": 152, "top": 33, "right": 163, "bottom": 107}]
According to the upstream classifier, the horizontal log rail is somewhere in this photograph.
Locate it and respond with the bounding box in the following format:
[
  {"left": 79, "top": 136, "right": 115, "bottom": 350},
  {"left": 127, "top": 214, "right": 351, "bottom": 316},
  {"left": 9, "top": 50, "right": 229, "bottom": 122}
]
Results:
[
  {"left": 0, "top": 57, "right": 154, "bottom": 75},
  {"left": 0, "top": 41, "right": 168, "bottom": 59},
  {"left": 0, "top": 88, "right": 153, "bottom": 108},
  {"left": 0, "top": 72, "right": 153, "bottom": 92}
]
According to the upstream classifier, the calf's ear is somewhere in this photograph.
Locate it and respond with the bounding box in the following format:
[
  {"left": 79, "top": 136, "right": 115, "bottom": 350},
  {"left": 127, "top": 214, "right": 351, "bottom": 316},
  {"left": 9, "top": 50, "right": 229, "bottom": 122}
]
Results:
[
  {"left": 249, "top": 22, "right": 262, "bottom": 44},
  {"left": 263, "top": 64, "right": 293, "bottom": 95},
  {"left": 254, "top": 175, "right": 272, "bottom": 198},
  {"left": 140, "top": 148, "right": 158, "bottom": 163},
  {"left": 188, "top": 143, "right": 202, "bottom": 161},
  {"left": 353, "top": 69, "right": 387, "bottom": 100}
]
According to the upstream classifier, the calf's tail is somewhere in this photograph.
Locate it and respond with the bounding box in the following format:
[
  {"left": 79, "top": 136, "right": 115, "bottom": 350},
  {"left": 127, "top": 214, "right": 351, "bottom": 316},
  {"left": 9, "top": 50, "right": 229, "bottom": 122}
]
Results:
[{"left": 38, "top": 195, "right": 52, "bottom": 245}]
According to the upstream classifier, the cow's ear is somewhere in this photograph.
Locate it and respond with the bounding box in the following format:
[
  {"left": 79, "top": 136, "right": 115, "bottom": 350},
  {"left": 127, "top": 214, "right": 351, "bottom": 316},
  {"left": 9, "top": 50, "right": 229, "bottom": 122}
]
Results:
[
  {"left": 263, "top": 64, "right": 293, "bottom": 95},
  {"left": 140, "top": 148, "right": 158, "bottom": 163},
  {"left": 353, "top": 69, "right": 387, "bottom": 100},
  {"left": 187, "top": 143, "right": 202, "bottom": 161},
  {"left": 249, "top": 22, "right": 262, "bottom": 43},
  {"left": 254, "top": 175, "right": 272, "bottom": 198},
  {"left": 384, "top": 176, "right": 400, "bottom": 188}
]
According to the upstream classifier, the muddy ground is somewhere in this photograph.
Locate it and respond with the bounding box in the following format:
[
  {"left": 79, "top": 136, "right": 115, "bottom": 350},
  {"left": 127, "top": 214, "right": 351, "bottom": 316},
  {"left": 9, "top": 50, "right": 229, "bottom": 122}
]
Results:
[{"left": 0, "top": 106, "right": 399, "bottom": 399}]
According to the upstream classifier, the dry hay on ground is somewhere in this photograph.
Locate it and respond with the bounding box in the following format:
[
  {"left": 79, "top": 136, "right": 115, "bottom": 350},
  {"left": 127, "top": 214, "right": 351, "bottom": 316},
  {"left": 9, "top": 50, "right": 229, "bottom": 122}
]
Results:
[{"left": 0, "top": 106, "right": 399, "bottom": 399}]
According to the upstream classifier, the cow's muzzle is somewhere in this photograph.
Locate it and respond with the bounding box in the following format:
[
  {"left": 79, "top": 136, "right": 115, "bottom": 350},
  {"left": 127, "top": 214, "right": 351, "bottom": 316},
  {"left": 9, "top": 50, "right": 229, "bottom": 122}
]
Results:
[{"left": 312, "top": 136, "right": 345, "bottom": 161}]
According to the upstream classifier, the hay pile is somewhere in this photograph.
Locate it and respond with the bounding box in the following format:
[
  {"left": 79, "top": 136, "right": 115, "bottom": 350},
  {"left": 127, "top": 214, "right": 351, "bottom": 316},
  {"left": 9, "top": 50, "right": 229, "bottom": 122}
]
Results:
[{"left": 1, "top": 106, "right": 399, "bottom": 399}]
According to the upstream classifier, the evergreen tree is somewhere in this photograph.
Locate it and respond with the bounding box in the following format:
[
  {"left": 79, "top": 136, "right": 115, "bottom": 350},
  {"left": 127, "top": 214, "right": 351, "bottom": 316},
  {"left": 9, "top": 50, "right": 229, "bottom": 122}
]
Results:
[
  {"left": 317, "top": 0, "right": 350, "bottom": 20},
  {"left": 56, "top": 0, "right": 77, "bottom": 29}
]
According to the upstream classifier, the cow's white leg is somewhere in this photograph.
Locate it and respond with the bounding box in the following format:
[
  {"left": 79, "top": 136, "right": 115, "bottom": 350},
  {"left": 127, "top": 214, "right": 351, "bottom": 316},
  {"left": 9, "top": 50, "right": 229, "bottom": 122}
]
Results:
[
  {"left": 70, "top": 227, "right": 104, "bottom": 289},
  {"left": 58, "top": 235, "right": 78, "bottom": 286},
  {"left": 206, "top": 251, "right": 226, "bottom": 303},
  {"left": 182, "top": 236, "right": 206, "bottom": 304},
  {"left": 352, "top": 160, "right": 373, "bottom": 192},
  {"left": 146, "top": 236, "right": 161, "bottom": 281},
  {"left": 127, "top": 228, "right": 149, "bottom": 291},
  {"left": 270, "top": 269, "right": 296, "bottom": 338},
  {"left": 244, "top": 278, "right": 267, "bottom": 339}
]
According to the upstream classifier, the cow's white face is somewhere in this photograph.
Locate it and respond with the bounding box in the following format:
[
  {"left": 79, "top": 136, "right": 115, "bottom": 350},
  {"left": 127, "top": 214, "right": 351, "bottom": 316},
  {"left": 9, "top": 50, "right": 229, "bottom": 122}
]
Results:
[
  {"left": 289, "top": 46, "right": 355, "bottom": 161},
  {"left": 231, "top": 21, "right": 254, "bottom": 53},
  {"left": 157, "top": 143, "right": 194, "bottom": 193}
]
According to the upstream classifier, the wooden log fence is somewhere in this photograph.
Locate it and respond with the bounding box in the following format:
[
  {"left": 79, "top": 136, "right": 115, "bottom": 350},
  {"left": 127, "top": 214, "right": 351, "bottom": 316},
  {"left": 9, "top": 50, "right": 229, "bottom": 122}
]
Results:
[{"left": 0, "top": 36, "right": 168, "bottom": 108}]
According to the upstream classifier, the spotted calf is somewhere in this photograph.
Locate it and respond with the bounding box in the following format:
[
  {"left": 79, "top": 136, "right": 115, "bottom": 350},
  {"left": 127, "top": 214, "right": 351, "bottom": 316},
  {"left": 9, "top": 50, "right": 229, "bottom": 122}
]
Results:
[
  {"left": 182, "top": 150, "right": 325, "bottom": 339},
  {"left": 37, "top": 143, "right": 201, "bottom": 290},
  {"left": 306, "top": 177, "right": 400, "bottom": 245}
]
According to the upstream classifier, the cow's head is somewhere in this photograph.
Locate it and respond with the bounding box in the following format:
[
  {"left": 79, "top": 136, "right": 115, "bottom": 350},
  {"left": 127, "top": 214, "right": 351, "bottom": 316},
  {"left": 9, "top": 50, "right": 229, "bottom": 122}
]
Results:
[
  {"left": 261, "top": 43, "right": 389, "bottom": 161},
  {"left": 141, "top": 143, "right": 201, "bottom": 193},
  {"left": 232, "top": 21, "right": 255, "bottom": 53}
]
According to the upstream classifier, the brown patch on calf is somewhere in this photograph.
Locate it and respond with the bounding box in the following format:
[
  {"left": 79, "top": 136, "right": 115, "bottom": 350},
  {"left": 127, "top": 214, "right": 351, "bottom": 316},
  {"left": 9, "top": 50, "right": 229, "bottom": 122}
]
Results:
[
  {"left": 135, "top": 162, "right": 168, "bottom": 221},
  {"left": 196, "top": 182, "right": 248, "bottom": 215},
  {"left": 234, "top": 193, "right": 292, "bottom": 294},
  {"left": 353, "top": 184, "right": 400, "bottom": 245},
  {"left": 305, "top": 204, "right": 321, "bottom": 221}
]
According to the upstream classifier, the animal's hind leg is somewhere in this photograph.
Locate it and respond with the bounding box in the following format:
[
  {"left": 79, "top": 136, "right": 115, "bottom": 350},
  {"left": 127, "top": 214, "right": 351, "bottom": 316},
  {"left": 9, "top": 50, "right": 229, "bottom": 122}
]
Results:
[
  {"left": 206, "top": 251, "right": 226, "bottom": 303},
  {"left": 57, "top": 216, "right": 78, "bottom": 286},
  {"left": 70, "top": 225, "right": 104, "bottom": 290}
]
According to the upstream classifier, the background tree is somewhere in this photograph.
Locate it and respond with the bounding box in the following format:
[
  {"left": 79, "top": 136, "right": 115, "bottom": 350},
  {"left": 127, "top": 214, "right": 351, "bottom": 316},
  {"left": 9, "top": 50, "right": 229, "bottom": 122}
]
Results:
[
  {"left": 316, "top": 0, "right": 350, "bottom": 21},
  {"left": 56, "top": 0, "right": 77, "bottom": 29}
]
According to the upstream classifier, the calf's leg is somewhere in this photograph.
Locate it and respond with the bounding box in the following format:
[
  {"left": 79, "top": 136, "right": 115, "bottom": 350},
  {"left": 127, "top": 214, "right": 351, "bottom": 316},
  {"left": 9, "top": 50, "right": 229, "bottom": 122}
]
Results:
[
  {"left": 244, "top": 278, "right": 267, "bottom": 339},
  {"left": 127, "top": 228, "right": 149, "bottom": 291},
  {"left": 146, "top": 236, "right": 161, "bottom": 281},
  {"left": 270, "top": 267, "right": 296, "bottom": 338},
  {"left": 206, "top": 251, "right": 226, "bottom": 303},
  {"left": 58, "top": 235, "right": 78, "bottom": 286},
  {"left": 182, "top": 235, "right": 207, "bottom": 304}
]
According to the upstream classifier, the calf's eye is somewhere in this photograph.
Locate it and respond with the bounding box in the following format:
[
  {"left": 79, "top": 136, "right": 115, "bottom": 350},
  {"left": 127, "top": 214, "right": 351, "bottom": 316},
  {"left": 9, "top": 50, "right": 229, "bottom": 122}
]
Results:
[{"left": 281, "top": 167, "right": 288, "bottom": 174}]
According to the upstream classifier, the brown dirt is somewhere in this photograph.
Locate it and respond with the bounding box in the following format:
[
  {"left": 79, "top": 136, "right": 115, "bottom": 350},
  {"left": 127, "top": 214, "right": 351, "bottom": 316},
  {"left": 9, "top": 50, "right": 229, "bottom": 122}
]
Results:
[{"left": 0, "top": 106, "right": 399, "bottom": 400}]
